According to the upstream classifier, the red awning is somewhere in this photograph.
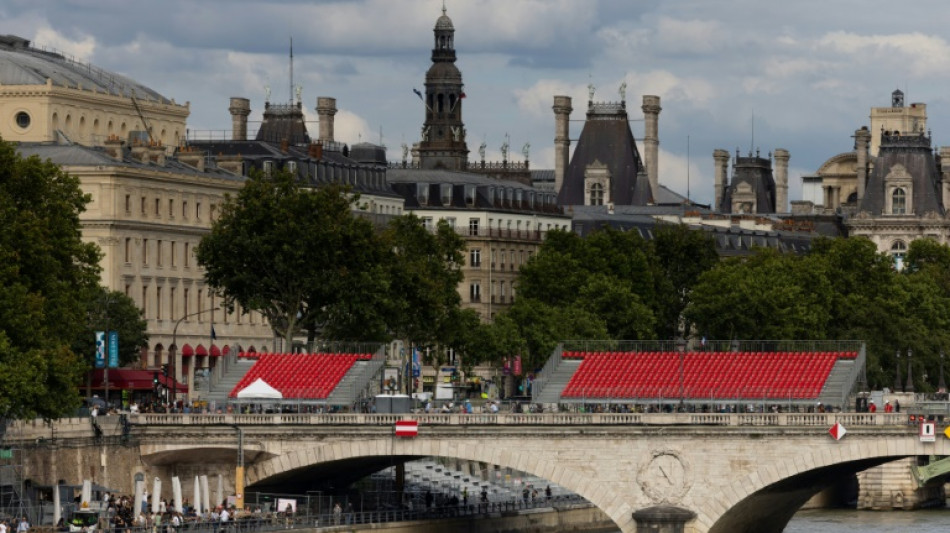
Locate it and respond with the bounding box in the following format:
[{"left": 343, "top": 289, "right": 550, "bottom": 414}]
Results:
[
  {"left": 87, "top": 369, "right": 188, "bottom": 392},
  {"left": 222, "top": 345, "right": 231, "bottom": 355},
  {"left": 195, "top": 344, "right": 208, "bottom": 356},
  {"left": 210, "top": 344, "right": 221, "bottom": 357},
  {"left": 181, "top": 344, "right": 194, "bottom": 357}
]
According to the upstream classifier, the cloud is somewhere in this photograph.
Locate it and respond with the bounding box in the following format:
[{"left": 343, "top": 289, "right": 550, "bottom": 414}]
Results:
[
  {"left": 653, "top": 16, "right": 726, "bottom": 56},
  {"left": 32, "top": 26, "right": 96, "bottom": 61},
  {"left": 334, "top": 109, "right": 373, "bottom": 146},
  {"left": 817, "top": 31, "right": 950, "bottom": 76},
  {"left": 658, "top": 147, "right": 709, "bottom": 203}
]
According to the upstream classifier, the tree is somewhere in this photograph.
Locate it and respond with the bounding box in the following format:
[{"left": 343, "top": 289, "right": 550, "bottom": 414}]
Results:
[
  {"left": 0, "top": 139, "right": 102, "bottom": 418},
  {"left": 196, "top": 172, "right": 387, "bottom": 348},
  {"left": 384, "top": 216, "right": 467, "bottom": 348},
  {"left": 651, "top": 223, "right": 719, "bottom": 338},
  {"left": 72, "top": 287, "right": 148, "bottom": 367}
]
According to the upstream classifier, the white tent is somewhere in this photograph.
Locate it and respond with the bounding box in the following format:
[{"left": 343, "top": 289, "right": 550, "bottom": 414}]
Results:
[{"left": 236, "top": 378, "right": 283, "bottom": 399}]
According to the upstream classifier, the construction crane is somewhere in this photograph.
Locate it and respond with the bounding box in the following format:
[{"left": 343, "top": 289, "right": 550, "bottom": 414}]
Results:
[{"left": 130, "top": 89, "right": 155, "bottom": 145}]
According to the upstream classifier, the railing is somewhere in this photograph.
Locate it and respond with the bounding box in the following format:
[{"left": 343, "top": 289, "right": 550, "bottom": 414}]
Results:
[
  {"left": 531, "top": 343, "right": 564, "bottom": 403},
  {"left": 560, "top": 339, "right": 866, "bottom": 353},
  {"left": 120, "top": 412, "right": 914, "bottom": 428}
]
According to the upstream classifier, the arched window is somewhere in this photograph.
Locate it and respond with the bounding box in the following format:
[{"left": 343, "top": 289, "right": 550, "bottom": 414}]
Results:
[
  {"left": 589, "top": 183, "right": 605, "bottom": 206},
  {"left": 437, "top": 94, "right": 445, "bottom": 113},
  {"left": 891, "top": 240, "right": 907, "bottom": 271},
  {"left": 892, "top": 188, "right": 906, "bottom": 214}
]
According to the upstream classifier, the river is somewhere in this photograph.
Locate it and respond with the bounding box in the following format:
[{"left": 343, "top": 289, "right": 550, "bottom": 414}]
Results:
[{"left": 785, "top": 508, "right": 950, "bottom": 532}]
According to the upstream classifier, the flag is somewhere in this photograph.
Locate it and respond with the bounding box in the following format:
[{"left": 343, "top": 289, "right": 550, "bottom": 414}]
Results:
[
  {"left": 828, "top": 422, "right": 846, "bottom": 441},
  {"left": 413, "top": 88, "right": 423, "bottom": 100},
  {"left": 460, "top": 92, "right": 466, "bottom": 99},
  {"left": 211, "top": 325, "right": 217, "bottom": 340},
  {"left": 395, "top": 420, "right": 418, "bottom": 438}
]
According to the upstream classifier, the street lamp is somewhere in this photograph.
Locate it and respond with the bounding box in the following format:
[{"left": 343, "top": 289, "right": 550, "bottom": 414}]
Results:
[
  {"left": 940, "top": 350, "right": 947, "bottom": 394},
  {"left": 675, "top": 337, "right": 687, "bottom": 403},
  {"left": 894, "top": 351, "right": 902, "bottom": 393},
  {"left": 170, "top": 307, "right": 220, "bottom": 406},
  {"left": 905, "top": 349, "right": 915, "bottom": 393}
]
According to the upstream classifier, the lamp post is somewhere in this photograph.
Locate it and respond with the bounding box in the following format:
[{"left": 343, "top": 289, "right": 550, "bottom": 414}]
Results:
[
  {"left": 675, "top": 337, "right": 687, "bottom": 403},
  {"left": 905, "top": 349, "right": 915, "bottom": 393},
  {"left": 940, "top": 351, "right": 947, "bottom": 394},
  {"left": 230, "top": 425, "right": 245, "bottom": 511},
  {"left": 171, "top": 307, "right": 220, "bottom": 406},
  {"left": 894, "top": 351, "right": 902, "bottom": 393}
]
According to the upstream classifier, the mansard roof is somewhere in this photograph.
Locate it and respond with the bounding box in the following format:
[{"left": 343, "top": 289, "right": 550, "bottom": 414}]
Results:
[
  {"left": 255, "top": 101, "right": 309, "bottom": 146},
  {"left": 719, "top": 152, "right": 776, "bottom": 214},
  {"left": 558, "top": 101, "right": 647, "bottom": 206},
  {"left": 857, "top": 131, "right": 943, "bottom": 216}
]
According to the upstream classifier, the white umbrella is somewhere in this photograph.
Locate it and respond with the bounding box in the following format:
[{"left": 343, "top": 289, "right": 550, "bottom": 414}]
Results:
[
  {"left": 200, "top": 476, "right": 210, "bottom": 514},
  {"left": 81, "top": 480, "right": 92, "bottom": 506},
  {"left": 193, "top": 476, "right": 201, "bottom": 514},
  {"left": 53, "top": 483, "right": 61, "bottom": 526},
  {"left": 133, "top": 481, "right": 144, "bottom": 521},
  {"left": 152, "top": 478, "right": 162, "bottom": 514},
  {"left": 172, "top": 477, "right": 183, "bottom": 513},
  {"left": 215, "top": 475, "right": 223, "bottom": 510}
]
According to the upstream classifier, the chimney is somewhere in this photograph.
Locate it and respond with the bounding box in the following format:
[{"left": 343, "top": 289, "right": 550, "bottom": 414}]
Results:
[
  {"left": 713, "top": 149, "right": 730, "bottom": 211},
  {"left": 773, "top": 148, "right": 790, "bottom": 213},
  {"left": 229, "top": 97, "right": 251, "bottom": 141},
  {"left": 177, "top": 146, "right": 205, "bottom": 172},
  {"left": 130, "top": 137, "right": 148, "bottom": 163},
  {"left": 216, "top": 154, "right": 244, "bottom": 175},
  {"left": 104, "top": 134, "right": 124, "bottom": 161},
  {"left": 854, "top": 126, "right": 871, "bottom": 202},
  {"left": 552, "top": 95, "right": 573, "bottom": 194},
  {"left": 308, "top": 141, "right": 323, "bottom": 160},
  {"left": 641, "top": 95, "right": 662, "bottom": 199},
  {"left": 316, "top": 97, "right": 337, "bottom": 143},
  {"left": 148, "top": 142, "right": 166, "bottom": 167}
]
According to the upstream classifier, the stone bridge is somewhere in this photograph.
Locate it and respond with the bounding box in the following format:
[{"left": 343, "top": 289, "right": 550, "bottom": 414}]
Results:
[{"left": 9, "top": 412, "right": 946, "bottom": 533}]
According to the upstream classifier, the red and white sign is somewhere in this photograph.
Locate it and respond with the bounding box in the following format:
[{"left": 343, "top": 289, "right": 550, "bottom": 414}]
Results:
[
  {"left": 920, "top": 422, "right": 936, "bottom": 443},
  {"left": 395, "top": 420, "right": 419, "bottom": 438},
  {"left": 829, "top": 422, "right": 847, "bottom": 441}
]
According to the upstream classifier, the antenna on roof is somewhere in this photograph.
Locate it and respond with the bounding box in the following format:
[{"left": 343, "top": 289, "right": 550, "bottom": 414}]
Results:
[
  {"left": 687, "top": 135, "right": 690, "bottom": 204},
  {"left": 289, "top": 36, "right": 294, "bottom": 103},
  {"left": 750, "top": 109, "right": 755, "bottom": 157}
]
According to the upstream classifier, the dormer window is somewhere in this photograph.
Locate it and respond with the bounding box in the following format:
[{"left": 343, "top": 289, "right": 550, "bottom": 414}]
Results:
[
  {"left": 892, "top": 188, "right": 906, "bottom": 214},
  {"left": 287, "top": 161, "right": 298, "bottom": 174},
  {"left": 263, "top": 160, "right": 274, "bottom": 176},
  {"left": 440, "top": 184, "right": 452, "bottom": 205},
  {"left": 464, "top": 185, "right": 476, "bottom": 206},
  {"left": 416, "top": 183, "right": 430, "bottom": 205},
  {"left": 589, "top": 183, "right": 605, "bottom": 206}
]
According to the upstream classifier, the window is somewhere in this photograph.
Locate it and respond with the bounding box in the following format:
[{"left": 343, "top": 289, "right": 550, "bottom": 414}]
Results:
[
  {"left": 892, "top": 241, "right": 907, "bottom": 271},
  {"left": 470, "top": 282, "right": 481, "bottom": 303},
  {"left": 170, "top": 242, "right": 176, "bottom": 267},
  {"left": 154, "top": 198, "right": 160, "bottom": 216},
  {"left": 169, "top": 199, "right": 174, "bottom": 217},
  {"left": 156, "top": 240, "right": 162, "bottom": 266},
  {"left": 14, "top": 111, "right": 30, "bottom": 129},
  {"left": 210, "top": 204, "right": 217, "bottom": 221},
  {"left": 197, "top": 289, "right": 203, "bottom": 322},
  {"left": 500, "top": 281, "right": 507, "bottom": 304},
  {"left": 589, "top": 183, "right": 605, "bottom": 206},
  {"left": 196, "top": 202, "right": 202, "bottom": 221},
  {"left": 156, "top": 286, "right": 162, "bottom": 320},
  {"left": 125, "top": 194, "right": 131, "bottom": 213},
  {"left": 142, "top": 239, "right": 149, "bottom": 265},
  {"left": 470, "top": 248, "right": 481, "bottom": 268},
  {"left": 892, "top": 188, "right": 906, "bottom": 214},
  {"left": 184, "top": 288, "right": 189, "bottom": 318},
  {"left": 184, "top": 243, "right": 190, "bottom": 267},
  {"left": 263, "top": 160, "right": 274, "bottom": 176},
  {"left": 469, "top": 218, "right": 480, "bottom": 236},
  {"left": 500, "top": 250, "right": 506, "bottom": 271},
  {"left": 141, "top": 196, "right": 147, "bottom": 214},
  {"left": 142, "top": 286, "right": 148, "bottom": 318},
  {"left": 170, "top": 287, "right": 176, "bottom": 321},
  {"left": 124, "top": 284, "right": 130, "bottom": 297},
  {"left": 124, "top": 238, "right": 131, "bottom": 263},
  {"left": 183, "top": 200, "right": 188, "bottom": 219},
  {"left": 422, "top": 217, "right": 433, "bottom": 231}
]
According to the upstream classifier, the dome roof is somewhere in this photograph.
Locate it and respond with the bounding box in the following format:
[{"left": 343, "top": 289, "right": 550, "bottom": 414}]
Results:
[
  {"left": 0, "top": 34, "right": 173, "bottom": 104},
  {"left": 435, "top": 8, "right": 454, "bottom": 31}
]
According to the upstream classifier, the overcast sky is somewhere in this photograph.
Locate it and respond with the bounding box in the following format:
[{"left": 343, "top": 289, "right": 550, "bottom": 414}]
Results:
[{"left": 5, "top": 0, "right": 950, "bottom": 206}]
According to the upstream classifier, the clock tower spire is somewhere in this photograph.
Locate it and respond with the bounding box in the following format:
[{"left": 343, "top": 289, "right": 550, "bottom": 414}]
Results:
[{"left": 417, "top": 5, "right": 468, "bottom": 170}]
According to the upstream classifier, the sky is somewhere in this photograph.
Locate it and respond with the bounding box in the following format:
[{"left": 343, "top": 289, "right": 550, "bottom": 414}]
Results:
[{"left": 6, "top": 0, "right": 950, "bottom": 206}]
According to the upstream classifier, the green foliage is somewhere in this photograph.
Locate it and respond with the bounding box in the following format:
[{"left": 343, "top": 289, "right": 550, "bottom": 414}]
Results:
[
  {"left": 476, "top": 224, "right": 715, "bottom": 371},
  {"left": 72, "top": 287, "right": 148, "bottom": 367},
  {"left": 197, "top": 174, "right": 466, "bottom": 350},
  {"left": 0, "top": 139, "right": 101, "bottom": 418}
]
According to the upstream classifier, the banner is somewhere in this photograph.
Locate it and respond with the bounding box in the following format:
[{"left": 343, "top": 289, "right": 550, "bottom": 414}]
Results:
[
  {"left": 412, "top": 348, "right": 421, "bottom": 378},
  {"left": 94, "top": 331, "right": 106, "bottom": 368},
  {"left": 108, "top": 331, "right": 119, "bottom": 368},
  {"left": 513, "top": 355, "right": 522, "bottom": 376}
]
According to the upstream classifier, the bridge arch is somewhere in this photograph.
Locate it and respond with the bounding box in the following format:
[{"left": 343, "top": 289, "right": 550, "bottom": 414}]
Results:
[
  {"left": 703, "top": 436, "right": 949, "bottom": 533},
  {"left": 246, "top": 437, "right": 628, "bottom": 531}
]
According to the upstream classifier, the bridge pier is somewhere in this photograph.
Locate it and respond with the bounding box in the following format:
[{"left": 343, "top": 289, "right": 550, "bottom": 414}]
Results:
[{"left": 632, "top": 506, "right": 696, "bottom": 533}]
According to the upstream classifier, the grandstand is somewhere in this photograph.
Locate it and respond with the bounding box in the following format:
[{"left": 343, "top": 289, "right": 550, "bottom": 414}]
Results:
[
  {"left": 228, "top": 346, "right": 386, "bottom": 406},
  {"left": 532, "top": 341, "right": 866, "bottom": 409}
]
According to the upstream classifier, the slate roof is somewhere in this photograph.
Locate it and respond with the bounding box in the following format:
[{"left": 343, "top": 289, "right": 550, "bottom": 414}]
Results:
[
  {"left": 0, "top": 34, "right": 172, "bottom": 103},
  {"left": 720, "top": 153, "right": 776, "bottom": 214},
  {"left": 558, "top": 102, "right": 648, "bottom": 206},
  {"left": 857, "top": 131, "right": 943, "bottom": 216}
]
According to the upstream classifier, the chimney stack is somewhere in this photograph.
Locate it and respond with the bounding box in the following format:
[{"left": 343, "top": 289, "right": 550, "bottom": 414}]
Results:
[
  {"left": 552, "top": 95, "right": 573, "bottom": 194},
  {"left": 228, "top": 97, "right": 251, "bottom": 141},
  {"left": 316, "top": 97, "right": 337, "bottom": 143},
  {"left": 713, "top": 149, "right": 730, "bottom": 211},
  {"left": 773, "top": 148, "right": 790, "bottom": 213},
  {"left": 854, "top": 126, "right": 871, "bottom": 202},
  {"left": 641, "top": 95, "right": 662, "bottom": 198}
]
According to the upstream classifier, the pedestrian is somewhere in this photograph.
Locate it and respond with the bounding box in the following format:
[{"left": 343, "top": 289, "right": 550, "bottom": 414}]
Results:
[
  {"left": 344, "top": 502, "right": 353, "bottom": 525},
  {"left": 545, "top": 485, "right": 552, "bottom": 500},
  {"left": 869, "top": 400, "right": 876, "bottom": 413},
  {"left": 884, "top": 401, "right": 893, "bottom": 413},
  {"left": 894, "top": 399, "right": 901, "bottom": 412},
  {"left": 332, "top": 503, "right": 341, "bottom": 525},
  {"left": 16, "top": 517, "right": 28, "bottom": 533}
]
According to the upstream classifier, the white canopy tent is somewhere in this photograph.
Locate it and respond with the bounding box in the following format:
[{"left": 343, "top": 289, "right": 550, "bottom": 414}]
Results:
[{"left": 236, "top": 378, "right": 283, "bottom": 399}]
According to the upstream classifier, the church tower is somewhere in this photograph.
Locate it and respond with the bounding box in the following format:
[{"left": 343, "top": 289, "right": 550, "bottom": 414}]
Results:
[{"left": 417, "top": 5, "right": 469, "bottom": 170}]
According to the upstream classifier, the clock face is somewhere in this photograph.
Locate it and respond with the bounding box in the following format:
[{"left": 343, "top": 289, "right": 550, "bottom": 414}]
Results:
[{"left": 639, "top": 451, "right": 691, "bottom": 503}]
